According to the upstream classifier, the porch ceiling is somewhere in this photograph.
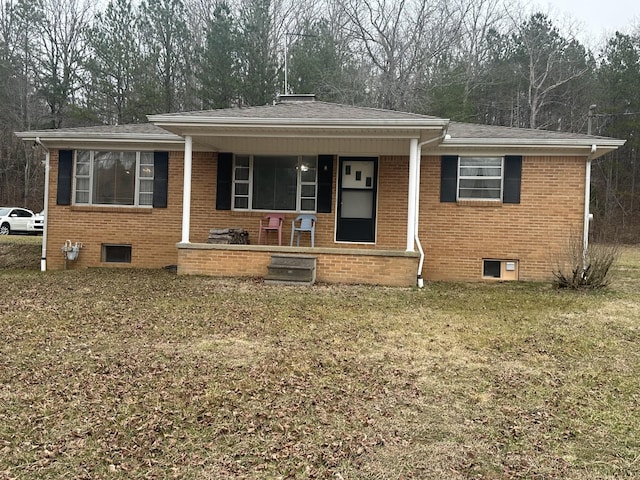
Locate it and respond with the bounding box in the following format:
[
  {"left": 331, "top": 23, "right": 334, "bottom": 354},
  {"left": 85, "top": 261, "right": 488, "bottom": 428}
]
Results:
[{"left": 186, "top": 128, "right": 444, "bottom": 156}]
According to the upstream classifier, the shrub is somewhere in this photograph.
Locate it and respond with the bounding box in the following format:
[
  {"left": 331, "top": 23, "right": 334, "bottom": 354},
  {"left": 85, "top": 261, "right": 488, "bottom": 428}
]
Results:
[{"left": 552, "top": 238, "right": 620, "bottom": 289}]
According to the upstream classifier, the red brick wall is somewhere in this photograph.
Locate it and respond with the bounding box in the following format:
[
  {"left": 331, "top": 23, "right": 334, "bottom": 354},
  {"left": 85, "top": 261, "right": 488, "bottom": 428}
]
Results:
[
  {"left": 44, "top": 149, "right": 586, "bottom": 284},
  {"left": 188, "top": 154, "right": 408, "bottom": 250},
  {"left": 44, "top": 150, "right": 183, "bottom": 270},
  {"left": 419, "top": 155, "right": 586, "bottom": 281},
  {"left": 177, "top": 245, "right": 419, "bottom": 286}
]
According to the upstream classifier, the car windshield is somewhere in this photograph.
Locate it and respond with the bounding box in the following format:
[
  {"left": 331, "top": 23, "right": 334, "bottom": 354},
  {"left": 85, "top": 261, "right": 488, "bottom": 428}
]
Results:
[{"left": 0, "top": 208, "right": 10, "bottom": 216}]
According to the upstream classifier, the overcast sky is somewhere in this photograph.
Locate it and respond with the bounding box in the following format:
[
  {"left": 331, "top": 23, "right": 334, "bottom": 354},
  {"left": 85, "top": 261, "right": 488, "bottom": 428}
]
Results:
[{"left": 535, "top": 0, "right": 639, "bottom": 46}]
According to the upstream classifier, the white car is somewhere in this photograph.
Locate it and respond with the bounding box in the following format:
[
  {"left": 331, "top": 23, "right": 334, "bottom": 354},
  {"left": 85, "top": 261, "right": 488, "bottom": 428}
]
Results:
[{"left": 0, "top": 207, "right": 43, "bottom": 235}]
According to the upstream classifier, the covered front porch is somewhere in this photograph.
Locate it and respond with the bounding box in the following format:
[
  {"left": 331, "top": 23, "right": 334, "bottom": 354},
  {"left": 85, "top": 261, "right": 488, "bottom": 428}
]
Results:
[{"left": 147, "top": 95, "right": 448, "bottom": 286}]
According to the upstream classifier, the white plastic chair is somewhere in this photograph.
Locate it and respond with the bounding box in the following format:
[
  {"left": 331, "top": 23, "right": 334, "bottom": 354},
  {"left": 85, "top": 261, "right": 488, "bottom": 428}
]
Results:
[{"left": 290, "top": 214, "right": 316, "bottom": 247}]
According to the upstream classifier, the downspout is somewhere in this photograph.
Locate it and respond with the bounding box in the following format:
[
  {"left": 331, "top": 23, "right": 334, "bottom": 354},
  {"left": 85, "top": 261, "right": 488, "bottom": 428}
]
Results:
[
  {"left": 414, "top": 129, "right": 449, "bottom": 288},
  {"left": 584, "top": 144, "right": 597, "bottom": 264},
  {"left": 35, "top": 137, "right": 49, "bottom": 272}
]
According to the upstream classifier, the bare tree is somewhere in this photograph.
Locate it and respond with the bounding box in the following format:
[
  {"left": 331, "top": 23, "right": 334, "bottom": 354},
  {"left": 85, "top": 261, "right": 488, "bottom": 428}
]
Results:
[
  {"left": 0, "top": 0, "right": 46, "bottom": 208},
  {"left": 511, "top": 12, "right": 590, "bottom": 129},
  {"left": 343, "top": 0, "right": 463, "bottom": 111},
  {"left": 34, "top": 0, "right": 92, "bottom": 128}
]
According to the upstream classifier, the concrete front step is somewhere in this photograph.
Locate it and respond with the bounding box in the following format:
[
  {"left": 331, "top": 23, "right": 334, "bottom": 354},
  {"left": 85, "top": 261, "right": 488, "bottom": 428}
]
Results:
[{"left": 264, "top": 254, "right": 317, "bottom": 285}]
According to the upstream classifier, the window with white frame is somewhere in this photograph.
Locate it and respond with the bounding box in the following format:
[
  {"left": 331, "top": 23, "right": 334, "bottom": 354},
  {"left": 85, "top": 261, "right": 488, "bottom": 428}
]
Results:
[
  {"left": 233, "top": 155, "right": 317, "bottom": 211},
  {"left": 457, "top": 157, "right": 503, "bottom": 200},
  {"left": 74, "top": 151, "right": 154, "bottom": 206}
]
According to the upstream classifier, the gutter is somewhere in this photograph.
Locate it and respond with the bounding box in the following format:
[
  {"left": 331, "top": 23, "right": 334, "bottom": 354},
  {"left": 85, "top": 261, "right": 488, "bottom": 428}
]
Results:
[
  {"left": 414, "top": 129, "right": 449, "bottom": 288},
  {"left": 35, "top": 137, "right": 49, "bottom": 272}
]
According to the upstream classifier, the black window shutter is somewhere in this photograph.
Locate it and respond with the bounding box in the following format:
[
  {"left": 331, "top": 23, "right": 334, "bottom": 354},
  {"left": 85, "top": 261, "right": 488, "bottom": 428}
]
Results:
[
  {"left": 317, "top": 155, "right": 334, "bottom": 213},
  {"left": 57, "top": 150, "right": 73, "bottom": 205},
  {"left": 153, "top": 152, "right": 169, "bottom": 208},
  {"left": 440, "top": 155, "right": 458, "bottom": 202},
  {"left": 216, "top": 152, "right": 233, "bottom": 210},
  {"left": 503, "top": 156, "right": 522, "bottom": 204}
]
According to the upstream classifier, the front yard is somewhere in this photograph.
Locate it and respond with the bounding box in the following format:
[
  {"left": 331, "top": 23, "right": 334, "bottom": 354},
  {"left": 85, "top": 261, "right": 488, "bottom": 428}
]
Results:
[{"left": 1, "top": 244, "right": 639, "bottom": 479}]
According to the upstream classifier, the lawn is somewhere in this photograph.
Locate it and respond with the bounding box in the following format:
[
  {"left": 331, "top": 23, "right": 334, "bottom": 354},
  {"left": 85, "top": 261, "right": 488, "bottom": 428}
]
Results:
[
  {"left": 0, "top": 234, "right": 41, "bottom": 270},
  {"left": 1, "top": 245, "right": 639, "bottom": 479}
]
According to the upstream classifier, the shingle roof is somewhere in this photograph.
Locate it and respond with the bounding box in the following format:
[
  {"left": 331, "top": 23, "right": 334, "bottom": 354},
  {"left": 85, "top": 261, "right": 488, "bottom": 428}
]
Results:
[
  {"left": 151, "top": 101, "right": 442, "bottom": 122},
  {"left": 15, "top": 102, "right": 623, "bottom": 148},
  {"left": 25, "top": 123, "right": 171, "bottom": 135},
  {"left": 447, "top": 121, "right": 613, "bottom": 141},
  {"left": 14, "top": 123, "right": 182, "bottom": 141}
]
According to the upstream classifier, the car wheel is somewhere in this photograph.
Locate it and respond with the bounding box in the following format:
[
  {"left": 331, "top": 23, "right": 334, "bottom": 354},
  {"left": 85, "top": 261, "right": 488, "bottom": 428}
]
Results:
[{"left": 0, "top": 223, "right": 10, "bottom": 235}]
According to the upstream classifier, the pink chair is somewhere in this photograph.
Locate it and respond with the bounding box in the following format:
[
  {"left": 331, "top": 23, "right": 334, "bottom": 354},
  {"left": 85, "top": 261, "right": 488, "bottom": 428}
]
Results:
[{"left": 258, "top": 214, "right": 285, "bottom": 245}]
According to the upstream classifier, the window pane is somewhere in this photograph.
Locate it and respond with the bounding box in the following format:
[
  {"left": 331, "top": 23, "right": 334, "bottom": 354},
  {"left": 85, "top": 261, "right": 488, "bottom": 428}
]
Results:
[
  {"left": 235, "top": 167, "right": 249, "bottom": 181},
  {"left": 252, "top": 156, "right": 297, "bottom": 210},
  {"left": 76, "top": 177, "right": 90, "bottom": 191},
  {"left": 459, "top": 179, "right": 502, "bottom": 189},
  {"left": 460, "top": 167, "right": 501, "bottom": 177},
  {"left": 139, "top": 178, "right": 153, "bottom": 194},
  {"left": 236, "top": 155, "right": 249, "bottom": 167},
  {"left": 139, "top": 193, "right": 153, "bottom": 206},
  {"left": 103, "top": 244, "right": 132, "bottom": 263},
  {"left": 140, "top": 164, "right": 154, "bottom": 179},
  {"left": 93, "top": 151, "right": 136, "bottom": 205},
  {"left": 140, "top": 152, "right": 154, "bottom": 164},
  {"left": 301, "top": 198, "right": 316, "bottom": 211},
  {"left": 234, "top": 197, "right": 248, "bottom": 209},
  {"left": 459, "top": 157, "right": 503, "bottom": 200},
  {"left": 459, "top": 178, "right": 502, "bottom": 198},
  {"left": 76, "top": 191, "right": 89, "bottom": 203},
  {"left": 235, "top": 183, "right": 249, "bottom": 196},
  {"left": 76, "top": 151, "right": 90, "bottom": 169},
  {"left": 460, "top": 158, "right": 501, "bottom": 167},
  {"left": 301, "top": 184, "right": 316, "bottom": 197},
  {"left": 341, "top": 190, "right": 374, "bottom": 218},
  {"left": 483, "top": 260, "right": 501, "bottom": 278},
  {"left": 76, "top": 162, "right": 90, "bottom": 176},
  {"left": 75, "top": 149, "right": 90, "bottom": 202},
  {"left": 301, "top": 156, "right": 317, "bottom": 182},
  {"left": 459, "top": 189, "right": 501, "bottom": 199}
]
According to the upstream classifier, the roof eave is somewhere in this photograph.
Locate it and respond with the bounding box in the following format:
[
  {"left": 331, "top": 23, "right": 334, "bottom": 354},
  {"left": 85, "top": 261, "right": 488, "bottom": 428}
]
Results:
[
  {"left": 147, "top": 115, "right": 449, "bottom": 129},
  {"left": 432, "top": 138, "right": 626, "bottom": 159},
  {"left": 15, "top": 131, "right": 185, "bottom": 148},
  {"left": 439, "top": 138, "right": 626, "bottom": 147}
]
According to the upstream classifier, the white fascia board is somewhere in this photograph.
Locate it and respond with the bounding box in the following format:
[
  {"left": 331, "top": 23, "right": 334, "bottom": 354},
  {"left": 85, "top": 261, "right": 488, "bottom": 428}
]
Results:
[
  {"left": 438, "top": 137, "right": 625, "bottom": 148},
  {"left": 149, "top": 122, "right": 448, "bottom": 144},
  {"left": 147, "top": 115, "right": 449, "bottom": 129},
  {"left": 434, "top": 147, "right": 618, "bottom": 159},
  {"left": 14, "top": 131, "right": 185, "bottom": 149},
  {"left": 431, "top": 138, "right": 625, "bottom": 160}
]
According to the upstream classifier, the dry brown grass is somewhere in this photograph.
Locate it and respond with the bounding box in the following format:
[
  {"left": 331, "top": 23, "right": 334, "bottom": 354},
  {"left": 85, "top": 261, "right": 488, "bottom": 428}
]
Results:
[
  {"left": 0, "top": 235, "right": 41, "bottom": 269},
  {"left": 1, "top": 244, "right": 639, "bottom": 479}
]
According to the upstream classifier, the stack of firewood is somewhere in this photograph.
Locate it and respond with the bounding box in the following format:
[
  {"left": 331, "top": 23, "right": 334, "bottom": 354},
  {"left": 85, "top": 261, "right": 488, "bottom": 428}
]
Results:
[{"left": 207, "top": 228, "right": 249, "bottom": 244}]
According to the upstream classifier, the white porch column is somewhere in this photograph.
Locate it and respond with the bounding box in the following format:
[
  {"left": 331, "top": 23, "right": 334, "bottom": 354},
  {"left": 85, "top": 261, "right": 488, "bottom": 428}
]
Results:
[
  {"left": 407, "top": 138, "right": 419, "bottom": 252},
  {"left": 181, "top": 135, "right": 193, "bottom": 244}
]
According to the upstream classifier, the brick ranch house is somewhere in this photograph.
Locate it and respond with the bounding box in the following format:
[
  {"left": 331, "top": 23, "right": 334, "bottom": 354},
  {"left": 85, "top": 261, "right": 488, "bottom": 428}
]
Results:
[{"left": 16, "top": 95, "right": 624, "bottom": 286}]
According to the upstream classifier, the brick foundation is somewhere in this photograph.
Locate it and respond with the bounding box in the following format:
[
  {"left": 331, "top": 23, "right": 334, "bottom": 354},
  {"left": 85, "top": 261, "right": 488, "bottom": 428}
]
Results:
[{"left": 177, "top": 244, "right": 419, "bottom": 286}]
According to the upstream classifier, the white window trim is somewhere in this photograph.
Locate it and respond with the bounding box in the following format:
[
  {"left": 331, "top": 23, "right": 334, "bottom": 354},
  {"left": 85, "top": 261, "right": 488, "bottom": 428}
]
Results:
[
  {"left": 457, "top": 156, "right": 504, "bottom": 201},
  {"left": 232, "top": 154, "right": 318, "bottom": 213},
  {"left": 73, "top": 150, "right": 154, "bottom": 207}
]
